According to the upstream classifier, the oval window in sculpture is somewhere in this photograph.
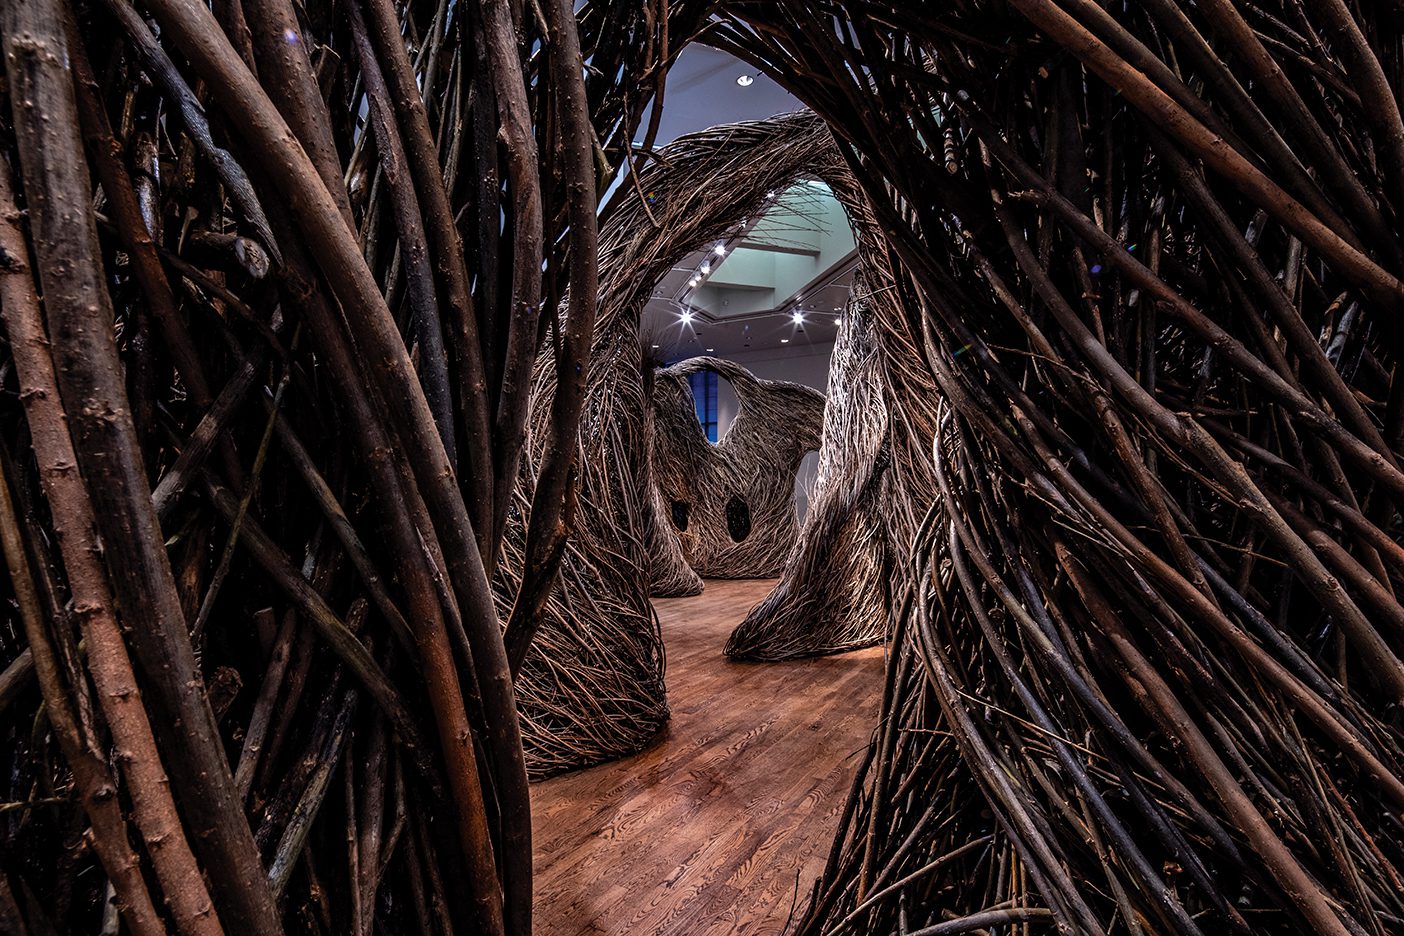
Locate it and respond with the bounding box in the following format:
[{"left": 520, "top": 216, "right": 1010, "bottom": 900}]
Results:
[{"left": 725, "top": 494, "right": 752, "bottom": 542}]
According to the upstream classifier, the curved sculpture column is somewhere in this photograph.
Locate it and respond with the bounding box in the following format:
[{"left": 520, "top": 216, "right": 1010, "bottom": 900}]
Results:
[
  {"left": 650, "top": 357, "right": 825, "bottom": 579},
  {"left": 725, "top": 291, "right": 890, "bottom": 659}
]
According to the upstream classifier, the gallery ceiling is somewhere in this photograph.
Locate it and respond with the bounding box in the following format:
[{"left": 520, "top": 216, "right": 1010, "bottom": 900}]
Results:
[{"left": 635, "top": 46, "right": 855, "bottom": 361}]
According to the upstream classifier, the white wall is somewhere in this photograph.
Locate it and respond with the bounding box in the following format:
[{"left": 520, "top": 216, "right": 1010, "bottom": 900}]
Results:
[{"left": 715, "top": 341, "right": 835, "bottom": 521}]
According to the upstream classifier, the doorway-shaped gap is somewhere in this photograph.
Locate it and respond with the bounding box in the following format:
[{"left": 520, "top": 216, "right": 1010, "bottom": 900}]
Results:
[
  {"left": 532, "top": 108, "right": 887, "bottom": 936},
  {"left": 724, "top": 290, "right": 892, "bottom": 663},
  {"left": 687, "top": 368, "right": 736, "bottom": 444},
  {"left": 521, "top": 110, "right": 863, "bottom": 780}
]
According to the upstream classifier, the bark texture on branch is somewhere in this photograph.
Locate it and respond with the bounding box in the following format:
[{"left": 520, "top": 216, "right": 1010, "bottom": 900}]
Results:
[{"left": 0, "top": 0, "right": 698, "bottom": 930}]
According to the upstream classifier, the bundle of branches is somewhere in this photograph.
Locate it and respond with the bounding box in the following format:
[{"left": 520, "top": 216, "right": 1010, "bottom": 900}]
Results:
[
  {"left": 495, "top": 478, "right": 669, "bottom": 779},
  {"left": 651, "top": 356, "right": 825, "bottom": 578},
  {"left": 643, "top": 356, "right": 708, "bottom": 598},
  {"left": 725, "top": 288, "right": 891, "bottom": 660},
  {"left": 0, "top": 0, "right": 706, "bottom": 929},
  {"left": 710, "top": 1, "right": 1404, "bottom": 933}
]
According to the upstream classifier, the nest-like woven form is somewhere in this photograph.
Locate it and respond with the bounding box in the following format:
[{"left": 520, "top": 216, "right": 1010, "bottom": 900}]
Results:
[
  {"left": 508, "top": 113, "right": 845, "bottom": 775},
  {"left": 500, "top": 324, "right": 668, "bottom": 779},
  {"left": 719, "top": 122, "right": 916, "bottom": 661},
  {"left": 711, "top": 5, "right": 1404, "bottom": 934},
  {"left": 650, "top": 356, "right": 825, "bottom": 579},
  {"left": 640, "top": 360, "right": 706, "bottom": 597},
  {"left": 724, "top": 289, "right": 890, "bottom": 659}
]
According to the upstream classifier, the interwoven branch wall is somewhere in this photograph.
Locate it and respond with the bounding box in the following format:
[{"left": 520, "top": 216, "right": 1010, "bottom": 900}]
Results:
[
  {"left": 641, "top": 361, "right": 706, "bottom": 597},
  {"left": 719, "top": 128, "right": 919, "bottom": 662},
  {"left": 710, "top": 4, "right": 1404, "bottom": 934},
  {"left": 650, "top": 357, "right": 825, "bottom": 579},
  {"left": 499, "top": 328, "right": 668, "bottom": 779},
  {"left": 724, "top": 290, "right": 890, "bottom": 659}
]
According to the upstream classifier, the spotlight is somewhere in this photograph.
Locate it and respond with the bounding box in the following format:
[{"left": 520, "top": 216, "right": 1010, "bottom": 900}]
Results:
[
  {"left": 700, "top": 262, "right": 711, "bottom": 275},
  {"left": 681, "top": 310, "right": 693, "bottom": 326},
  {"left": 736, "top": 74, "right": 755, "bottom": 87},
  {"left": 689, "top": 276, "right": 700, "bottom": 287},
  {"left": 714, "top": 243, "right": 727, "bottom": 256},
  {"left": 792, "top": 310, "right": 805, "bottom": 325}
]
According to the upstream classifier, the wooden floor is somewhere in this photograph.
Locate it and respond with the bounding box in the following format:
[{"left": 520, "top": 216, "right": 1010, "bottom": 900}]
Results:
[{"left": 531, "top": 579, "right": 884, "bottom": 936}]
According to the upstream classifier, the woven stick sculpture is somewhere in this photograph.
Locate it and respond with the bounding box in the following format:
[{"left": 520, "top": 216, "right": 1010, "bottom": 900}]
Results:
[
  {"left": 502, "top": 114, "right": 856, "bottom": 774},
  {"left": 709, "top": 3, "right": 1404, "bottom": 934},
  {"left": 724, "top": 289, "right": 890, "bottom": 659},
  {"left": 651, "top": 356, "right": 825, "bottom": 578},
  {"left": 579, "top": 113, "right": 846, "bottom": 599},
  {"left": 0, "top": 0, "right": 706, "bottom": 930},
  {"left": 641, "top": 360, "right": 708, "bottom": 597},
  {"left": 720, "top": 135, "right": 916, "bottom": 660},
  {"left": 497, "top": 319, "right": 671, "bottom": 778}
]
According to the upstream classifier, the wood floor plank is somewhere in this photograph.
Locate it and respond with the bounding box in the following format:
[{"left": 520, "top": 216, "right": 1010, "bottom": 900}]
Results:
[{"left": 532, "top": 579, "right": 884, "bottom": 935}]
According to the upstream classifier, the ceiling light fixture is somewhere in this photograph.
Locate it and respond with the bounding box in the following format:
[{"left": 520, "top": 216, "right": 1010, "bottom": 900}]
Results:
[
  {"left": 736, "top": 74, "right": 754, "bottom": 87},
  {"left": 688, "top": 276, "right": 700, "bottom": 287},
  {"left": 706, "top": 347, "right": 715, "bottom": 352},
  {"left": 700, "top": 261, "right": 711, "bottom": 275},
  {"left": 780, "top": 338, "right": 790, "bottom": 343},
  {"left": 681, "top": 310, "right": 693, "bottom": 326},
  {"left": 713, "top": 243, "right": 727, "bottom": 256},
  {"left": 792, "top": 310, "right": 805, "bottom": 324}
]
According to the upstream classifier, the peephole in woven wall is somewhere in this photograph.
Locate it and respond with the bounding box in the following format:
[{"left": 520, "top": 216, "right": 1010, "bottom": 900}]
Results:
[{"left": 650, "top": 356, "right": 824, "bottom": 579}]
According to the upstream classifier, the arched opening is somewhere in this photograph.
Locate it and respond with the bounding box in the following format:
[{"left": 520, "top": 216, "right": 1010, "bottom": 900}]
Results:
[{"left": 6, "top": 5, "right": 1399, "bottom": 936}]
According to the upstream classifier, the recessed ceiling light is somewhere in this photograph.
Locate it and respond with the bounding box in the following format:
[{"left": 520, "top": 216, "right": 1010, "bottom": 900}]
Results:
[
  {"left": 736, "top": 74, "right": 754, "bottom": 87},
  {"left": 714, "top": 243, "right": 726, "bottom": 256},
  {"left": 700, "top": 262, "right": 711, "bottom": 275},
  {"left": 780, "top": 338, "right": 790, "bottom": 343},
  {"left": 689, "top": 276, "right": 700, "bottom": 287},
  {"left": 681, "top": 310, "right": 693, "bottom": 325},
  {"left": 706, "top": 347, "right": 715, "bottom": 352},
  {"left": 652, "top": 343, "right": 660, "bottom": 349},
  {"left": 792, "top": 310, "right": 805, "bottom": 324}
]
